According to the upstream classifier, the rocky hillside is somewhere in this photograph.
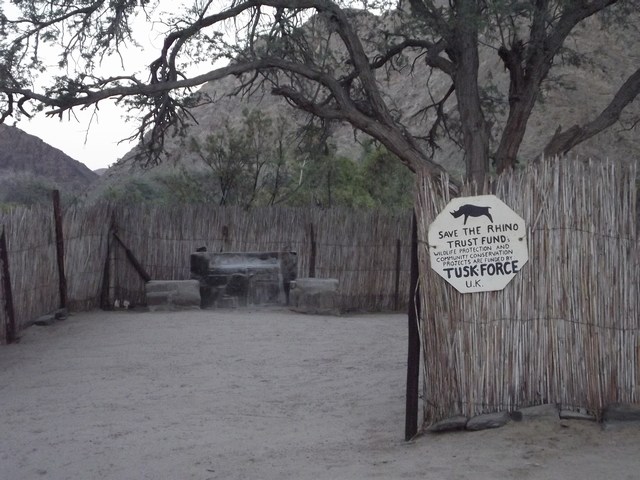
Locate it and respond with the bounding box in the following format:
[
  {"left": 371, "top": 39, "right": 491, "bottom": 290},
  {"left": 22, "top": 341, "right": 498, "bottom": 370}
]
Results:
[
  {"left": 0, "top": 124, "right": 98, "bottom": 205},
  {"left": 90, "top": 9, "right": 640, "bottom": 201}
]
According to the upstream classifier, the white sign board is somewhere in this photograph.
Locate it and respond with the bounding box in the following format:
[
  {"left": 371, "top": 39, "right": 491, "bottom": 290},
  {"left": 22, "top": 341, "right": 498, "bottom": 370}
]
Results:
[{"left": 428, "top": 195, "right": 528, "bottom": 293}]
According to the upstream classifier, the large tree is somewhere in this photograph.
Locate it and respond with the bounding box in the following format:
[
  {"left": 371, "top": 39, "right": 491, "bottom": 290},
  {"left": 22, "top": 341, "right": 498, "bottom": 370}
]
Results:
[{"left": 1, "top": 0, "right": 639, "bottom": 186}]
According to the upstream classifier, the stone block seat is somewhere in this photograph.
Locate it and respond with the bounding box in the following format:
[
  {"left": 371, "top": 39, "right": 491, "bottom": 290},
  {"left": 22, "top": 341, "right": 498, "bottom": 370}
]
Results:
[
  {"left": 289, "top": 277, "right": 341, "bottom": 315},
  {"left": 145, "top": 280, "right": 201, "bottom": 311}
]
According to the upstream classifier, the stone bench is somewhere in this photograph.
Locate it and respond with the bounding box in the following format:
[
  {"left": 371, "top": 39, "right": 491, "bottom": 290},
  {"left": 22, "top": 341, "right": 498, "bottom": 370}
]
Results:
[
  {"left": 289, "top": 278, "right": 340, "bottom": 315},
  {"left": 145, "top": 280, "right": 201, "bottom": 312}
]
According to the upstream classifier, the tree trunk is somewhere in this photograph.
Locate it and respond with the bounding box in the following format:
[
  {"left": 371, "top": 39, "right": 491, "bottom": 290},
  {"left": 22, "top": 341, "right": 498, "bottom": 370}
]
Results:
[
  {"left": 494, "top": 89, "right": 538, "bottom": 173},
  {"left": 452, "top": 1, "right": 490, "bottom": 187}
]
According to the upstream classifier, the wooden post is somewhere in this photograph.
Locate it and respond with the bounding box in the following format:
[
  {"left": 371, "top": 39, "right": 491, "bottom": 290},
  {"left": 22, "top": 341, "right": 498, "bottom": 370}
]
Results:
[
  {"left": 1, "top": 226, "right": 17, "bottom": 344},
  {"left": 394, "top": 238, "right": 401, "bottom": 311},
  {"left": 100, "top": 239, "right": 111, "bottom": 309},
  {"left": 100, "top": 213, "right": 116, "bottom": 309},
  {"left": 52, "top": 190, "right": 67, "bottom": 309},
  {"left": 405, "top": 212, "right": 421, "bottom": 441},
  {"left": 100, "top": 233, "right": 112, "bottom": 310},
  {"left": 309, "top": 223, "right": 316, "bottom": 278}
]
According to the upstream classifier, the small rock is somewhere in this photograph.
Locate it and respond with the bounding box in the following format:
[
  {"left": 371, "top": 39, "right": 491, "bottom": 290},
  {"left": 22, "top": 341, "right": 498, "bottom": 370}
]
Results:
[
  {"left": 560, "top": 409, "right": 597, "bottom": 421},
  {"left": 54, "top": 308, "right": 68, "bottom": 320},
  {"left": 516, "top": 404, "right": 559, "bottom": 421},
  {"left": 602, "top": 403, "right": 640, "bottom": 423},
  {"left": 509, "top": 411, "right": 523, "bottom": 422},
  {"left": 33, "top": 314, "right": 56, "bottom": 326},
  {"left": 428, "top": 415, "right": 468, "bottom": 432},
  {"left": 466, "top": 411, "right": 511, "bottom": 431}
]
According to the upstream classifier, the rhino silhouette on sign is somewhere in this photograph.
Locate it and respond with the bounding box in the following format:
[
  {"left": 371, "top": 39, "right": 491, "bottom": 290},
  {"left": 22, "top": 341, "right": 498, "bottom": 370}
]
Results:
[{"left": 451, "top": 204, "right": 493, "bottom": 225}]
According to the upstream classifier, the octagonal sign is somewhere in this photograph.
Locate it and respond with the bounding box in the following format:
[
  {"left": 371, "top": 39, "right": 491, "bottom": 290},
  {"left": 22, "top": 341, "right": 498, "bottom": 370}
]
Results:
[{"left": 428, "top": 195, "right": 528, "bottom": 293}]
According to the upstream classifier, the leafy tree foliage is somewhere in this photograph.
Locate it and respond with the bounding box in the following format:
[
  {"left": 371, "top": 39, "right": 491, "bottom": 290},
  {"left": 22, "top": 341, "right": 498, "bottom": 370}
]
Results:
[
  {"left": 188, "top": 109, "right": 309, "bottom": 207},
  {"left": 0, "top": 175, "right": 58, "bottom": 207},
  {"left": 101, "top": 110, "right": 413, "bottom": 209},
  {"left": 360, "top": 141, "right": 414, "bottom": 210},
  {"left": 103, "top": 177, "right": 165, "bottom": 204},
  {"left": 1, "top": 0, "right": 639, "bottom": 187}
]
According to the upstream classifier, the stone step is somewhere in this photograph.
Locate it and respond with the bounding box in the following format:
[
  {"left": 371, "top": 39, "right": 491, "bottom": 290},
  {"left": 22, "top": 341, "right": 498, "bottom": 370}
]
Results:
[{"left": 145, "top": 280, "right": 201, "bottom": 311}]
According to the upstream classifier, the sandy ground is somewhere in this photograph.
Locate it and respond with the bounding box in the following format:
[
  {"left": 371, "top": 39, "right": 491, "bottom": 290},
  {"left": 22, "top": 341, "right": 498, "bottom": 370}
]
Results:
[{"left": 1, "top": 308, "right": 639, "bottom": 480}]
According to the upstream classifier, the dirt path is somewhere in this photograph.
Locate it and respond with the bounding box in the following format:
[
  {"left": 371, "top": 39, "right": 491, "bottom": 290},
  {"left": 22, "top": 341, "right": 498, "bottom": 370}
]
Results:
[{"left": 1, "top": 309, "right": 639, "bottom": 479}]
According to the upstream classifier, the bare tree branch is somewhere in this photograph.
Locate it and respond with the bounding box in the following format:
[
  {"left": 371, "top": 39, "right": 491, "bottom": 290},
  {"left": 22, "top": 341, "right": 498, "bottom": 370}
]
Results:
[
  {"left": 494, "top": 0, "right": 624, "bottom": 173},
  {"left": 1, "top": 0, "right": 638, "bottom": 188},
  {"left": 542, "top": 66, "right": 640, "bottom": 158}
]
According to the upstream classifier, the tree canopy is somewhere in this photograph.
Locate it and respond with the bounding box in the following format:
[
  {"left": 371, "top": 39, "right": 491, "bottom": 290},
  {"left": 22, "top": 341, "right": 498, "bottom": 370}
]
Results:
[
  {"left": 98, "top": 110, "right": 414, "bottom": 209},
  {"left": 1, "top": 0, "right": 639, "bottom": 186}
]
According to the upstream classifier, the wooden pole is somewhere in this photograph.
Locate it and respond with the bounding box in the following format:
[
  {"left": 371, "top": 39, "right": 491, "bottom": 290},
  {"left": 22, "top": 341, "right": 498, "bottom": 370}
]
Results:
[
  {"left": 309, "top": 223, "right": 316, "bottom": 278},
  {"left": 100, "top": 213, "right": 116, "bottom": 309},
  {"left": 52, "top": 190, "right": 67, "bottom": 309},
  {"left": 394, "top": 238, "right": 401, "bottom": 311},
  {"left": 405, "top": 212, "right": 421, "bottom": 441},
  {"left": 100, "top": 233, "right": 112, "bottom": 310},
  {"left": 1, "top": 226, "right": 17, "bottom": 344}
]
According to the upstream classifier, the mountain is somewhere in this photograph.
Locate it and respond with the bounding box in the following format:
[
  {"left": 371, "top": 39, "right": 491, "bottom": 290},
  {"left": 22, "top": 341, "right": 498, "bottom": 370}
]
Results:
[
  {"left": 91, "top": 9, "right": 640, "bottom": 202},
  {"left": 0, "top": 124, "right": 99, "bottom": 205}
]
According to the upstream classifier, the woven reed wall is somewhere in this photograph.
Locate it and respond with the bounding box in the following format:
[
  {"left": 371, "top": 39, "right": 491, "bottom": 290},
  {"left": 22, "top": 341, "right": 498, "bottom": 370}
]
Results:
[
  {"left": 416, "top": 159, "right": 639, "bottom": 425},
  {"left": 1, "top": 203, "right": 410, "bottom": 344},
  {"left": 0, "top": 225, "right": 5, "bottom": 344},
  {"left": 63, "top": 203, "right": 112, "bottom": 311},
  {"left": 0, "top": 203, "right": 112, "bottom": 342},
  {"left": 109, "top": 206, "right": 412, "bottom": 312},
  {"left": 0, "top": 206, "right": 59, "bottom": 337}
]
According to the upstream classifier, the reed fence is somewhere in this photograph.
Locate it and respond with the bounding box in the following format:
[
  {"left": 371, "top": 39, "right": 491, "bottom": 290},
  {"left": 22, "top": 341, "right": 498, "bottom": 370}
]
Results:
[
  {"left": 109, "top": 206, "right": 412, "bottom": 312},
  {"left": 63, "top": 203, "right": 112, "bottom": 311},
  {"left": 3, "top": 157, "right": 638, "bottom": 432},
  {"left": 0, "top": 205, "right": 59, "bottom": 343},
  {"left": 416, "top": 159, "right": 639, "bottom": 425},
  {"left": 1, "top": 203, "right": 411, "bottom": 343}
]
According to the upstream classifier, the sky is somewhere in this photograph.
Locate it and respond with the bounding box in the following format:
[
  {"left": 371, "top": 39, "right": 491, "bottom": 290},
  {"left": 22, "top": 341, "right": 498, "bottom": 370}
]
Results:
[
  {"left": 6, "top": 1, "right": 310, "bottom": 171},
  {"left": 5, "top": 1, "right": 315, "bottom": 171},
  {"left": 17, "top": 101, "right": 136, "bottom": 171},
  {"left": 9, "top": 7, "right": 154, "bottom": 171},
  {"left": 8, "top": 1, "right": 215, "bottom": 172}
]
